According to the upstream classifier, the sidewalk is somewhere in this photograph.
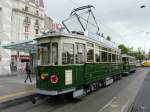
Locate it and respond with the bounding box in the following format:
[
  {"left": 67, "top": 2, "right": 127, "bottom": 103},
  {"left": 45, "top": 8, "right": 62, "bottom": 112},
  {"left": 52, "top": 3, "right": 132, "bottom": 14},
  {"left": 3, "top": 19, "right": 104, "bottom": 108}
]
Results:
[{"left": 0, "top": 74, "right": 36, "bottom": 108}]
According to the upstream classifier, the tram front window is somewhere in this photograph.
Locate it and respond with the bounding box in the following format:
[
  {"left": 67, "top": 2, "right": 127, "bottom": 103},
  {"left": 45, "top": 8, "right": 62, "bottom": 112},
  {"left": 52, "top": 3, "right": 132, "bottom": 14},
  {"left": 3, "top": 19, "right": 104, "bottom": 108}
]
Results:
[
  {"left": 52, "top": 43, "right": 58, "bottom": 65},
  {"left": 38, "top": 43, "right": 58, "bottom": 65},
  {"left": 38, "top": 44, "right": 50, "bottom": 65}
]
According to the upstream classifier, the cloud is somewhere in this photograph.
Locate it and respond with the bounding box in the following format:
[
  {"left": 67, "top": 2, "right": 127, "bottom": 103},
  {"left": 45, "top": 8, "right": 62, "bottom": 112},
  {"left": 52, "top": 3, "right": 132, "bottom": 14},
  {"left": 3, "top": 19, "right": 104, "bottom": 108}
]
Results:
[{"left": 44, "top": 0, "right": 150, "bottom": 52}]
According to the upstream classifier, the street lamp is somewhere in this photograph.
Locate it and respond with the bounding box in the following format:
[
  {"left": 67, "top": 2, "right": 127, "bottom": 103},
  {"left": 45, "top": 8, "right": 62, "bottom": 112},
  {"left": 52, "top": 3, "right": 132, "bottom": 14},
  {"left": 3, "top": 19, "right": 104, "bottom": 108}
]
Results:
[{"left": 140, "top": 5, "right": 146, "bottom": 8}]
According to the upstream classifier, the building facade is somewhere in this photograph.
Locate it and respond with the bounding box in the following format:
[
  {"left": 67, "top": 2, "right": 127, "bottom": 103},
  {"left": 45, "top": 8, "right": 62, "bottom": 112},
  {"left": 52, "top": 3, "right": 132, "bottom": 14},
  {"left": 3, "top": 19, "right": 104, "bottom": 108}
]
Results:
[{"left": 0, "top": 0, "right": 45, "bottom": 75}]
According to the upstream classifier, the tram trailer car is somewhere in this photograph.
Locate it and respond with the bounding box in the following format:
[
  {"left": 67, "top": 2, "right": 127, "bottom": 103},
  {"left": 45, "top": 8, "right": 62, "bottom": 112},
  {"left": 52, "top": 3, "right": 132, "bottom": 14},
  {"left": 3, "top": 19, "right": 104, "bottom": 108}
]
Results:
[
  {"left": 122, "top": 54, "right": 136, "bottom": 75},
  {"left": 35, "top": 33, "right": 123, "bottom": 98}
]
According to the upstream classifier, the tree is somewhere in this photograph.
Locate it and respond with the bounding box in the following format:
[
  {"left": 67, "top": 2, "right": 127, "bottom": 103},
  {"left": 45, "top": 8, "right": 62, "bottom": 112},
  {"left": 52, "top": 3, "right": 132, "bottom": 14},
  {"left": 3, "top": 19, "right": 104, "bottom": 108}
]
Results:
[
  {"left": 106, "top": 36, "right": 111, "bottom": 41},
  {"left": 118, "top": 44, "right": 129, "bottom": 54}
]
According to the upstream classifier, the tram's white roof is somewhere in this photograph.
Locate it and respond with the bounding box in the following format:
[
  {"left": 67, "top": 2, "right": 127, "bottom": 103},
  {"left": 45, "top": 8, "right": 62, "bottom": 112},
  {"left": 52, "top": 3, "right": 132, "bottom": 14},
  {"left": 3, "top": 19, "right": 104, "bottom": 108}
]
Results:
[
  {"left": 35, "top": 32, "right": 119, "bottom": 51},
  {"left": 122, "top": 54, "right": 135, "bottom": 59}
]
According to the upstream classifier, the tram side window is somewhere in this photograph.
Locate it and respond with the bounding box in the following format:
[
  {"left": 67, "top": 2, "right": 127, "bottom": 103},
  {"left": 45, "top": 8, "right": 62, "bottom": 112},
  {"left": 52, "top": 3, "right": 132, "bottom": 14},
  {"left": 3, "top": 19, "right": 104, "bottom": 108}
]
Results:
[
  {"left": 95, "top": 51, "right": 100, "bottom": 62},
  {"left": 87, "top": 43, "right": 94, "bottom": 62},
  {"left": 62, "top": 43, "right": 74, "bottom": 64},
  {"left": 117, "top": 55, "right": 120, "bottom": 62},
  {"left": 122, "top": 57, "right": 127, "bottom": 63},
  {"left": 102, "top": 51, "right": 108, "bottom": 62},
  {"left": 52, "top": 43, "right": 58, "bottom": 65},
  {"left": 108, "top": 53, "right": 111, "bottom": 62},
  {"left": 75, "top": 43, "right": 85, "bottom": 64},
  {"left": 87, "top": 49, "right": 94, "bottom": 62},
  {"left": 95, "top": 46, "right": 100, "bottom": 62},
  {"left": 112, "top": 54, "right": 116, "bottom": 62}
]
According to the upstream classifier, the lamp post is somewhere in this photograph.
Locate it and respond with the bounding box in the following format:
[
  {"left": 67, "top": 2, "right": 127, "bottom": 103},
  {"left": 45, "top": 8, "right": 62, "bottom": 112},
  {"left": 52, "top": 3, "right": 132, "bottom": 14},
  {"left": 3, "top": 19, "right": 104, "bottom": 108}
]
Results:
[{"left": 140, "top": 5, "right": 146, "bottom": 8}]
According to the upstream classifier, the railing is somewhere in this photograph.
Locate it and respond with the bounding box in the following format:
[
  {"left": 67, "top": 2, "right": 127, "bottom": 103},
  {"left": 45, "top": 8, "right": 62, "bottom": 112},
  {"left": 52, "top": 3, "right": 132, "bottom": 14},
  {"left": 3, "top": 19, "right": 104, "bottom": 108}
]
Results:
[{"left": 12, "top": 8, "right": 44, "bottom": 20}]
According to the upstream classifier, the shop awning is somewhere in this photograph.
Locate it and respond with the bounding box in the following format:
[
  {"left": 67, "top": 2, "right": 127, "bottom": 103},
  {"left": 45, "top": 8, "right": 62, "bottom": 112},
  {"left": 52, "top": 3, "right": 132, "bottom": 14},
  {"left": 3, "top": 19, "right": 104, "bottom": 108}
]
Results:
[{"left": 2, "top": 40, "right": 37, "bottom": 53}]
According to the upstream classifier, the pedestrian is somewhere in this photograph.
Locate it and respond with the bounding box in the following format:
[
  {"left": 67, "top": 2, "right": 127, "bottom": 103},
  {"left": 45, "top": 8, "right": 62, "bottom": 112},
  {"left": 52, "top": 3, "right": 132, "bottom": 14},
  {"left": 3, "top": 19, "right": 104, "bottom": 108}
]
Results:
[{"left": 24, "top": 62, "right": 32, "bottom": 83}]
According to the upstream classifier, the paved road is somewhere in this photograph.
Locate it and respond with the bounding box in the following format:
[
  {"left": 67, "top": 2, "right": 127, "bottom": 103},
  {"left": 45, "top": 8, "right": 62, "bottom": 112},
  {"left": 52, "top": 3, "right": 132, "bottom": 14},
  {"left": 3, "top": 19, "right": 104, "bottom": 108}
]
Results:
[
  {"left": 1, "top": 68, "right": 149, "bottom": 112},
  {"left": 129, "top": 68, "right": 150, "bottom": 112}
]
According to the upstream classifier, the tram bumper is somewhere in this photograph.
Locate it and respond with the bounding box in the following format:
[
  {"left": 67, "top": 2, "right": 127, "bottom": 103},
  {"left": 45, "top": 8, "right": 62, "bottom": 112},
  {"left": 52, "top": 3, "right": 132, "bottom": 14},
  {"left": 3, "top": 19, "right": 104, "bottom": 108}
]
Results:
[{"left": 36, "top": 88, "right": 75, "bottom": 96}]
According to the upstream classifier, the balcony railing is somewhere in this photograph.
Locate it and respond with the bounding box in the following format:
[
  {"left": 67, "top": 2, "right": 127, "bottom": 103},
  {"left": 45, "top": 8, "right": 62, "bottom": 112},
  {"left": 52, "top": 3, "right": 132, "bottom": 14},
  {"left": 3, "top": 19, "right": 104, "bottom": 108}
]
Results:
[
  {"left": 24, "top": 18, "right": 31, "bottom": 26},
  {"left": 12, "top": 8, "right": 44, "bottom": 20}
]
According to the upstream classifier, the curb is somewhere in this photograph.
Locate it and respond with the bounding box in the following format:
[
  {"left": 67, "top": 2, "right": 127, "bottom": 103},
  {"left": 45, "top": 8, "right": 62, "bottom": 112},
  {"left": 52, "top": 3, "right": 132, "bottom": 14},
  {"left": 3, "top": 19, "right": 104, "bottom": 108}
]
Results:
[
  {"left": 0, "top": 94, "right": 37, "bottom": 110},
  {"left": 0, "top": 74, "right": 17, "bottom": 78}
]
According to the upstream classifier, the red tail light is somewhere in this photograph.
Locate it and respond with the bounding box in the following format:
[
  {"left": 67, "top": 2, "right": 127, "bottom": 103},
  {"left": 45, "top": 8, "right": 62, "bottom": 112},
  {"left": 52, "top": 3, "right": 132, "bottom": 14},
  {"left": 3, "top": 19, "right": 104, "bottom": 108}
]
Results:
[{"left": 50, "top": 74, "right": 58, "bottom": 84}]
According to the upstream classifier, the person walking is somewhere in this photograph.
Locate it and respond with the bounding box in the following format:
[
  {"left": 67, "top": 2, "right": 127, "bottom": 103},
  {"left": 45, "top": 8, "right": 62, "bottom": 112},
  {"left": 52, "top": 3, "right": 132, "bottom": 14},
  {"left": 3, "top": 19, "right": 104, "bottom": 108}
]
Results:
[{"left": 24, "top": 62, "right": 32, "bottom": 83}]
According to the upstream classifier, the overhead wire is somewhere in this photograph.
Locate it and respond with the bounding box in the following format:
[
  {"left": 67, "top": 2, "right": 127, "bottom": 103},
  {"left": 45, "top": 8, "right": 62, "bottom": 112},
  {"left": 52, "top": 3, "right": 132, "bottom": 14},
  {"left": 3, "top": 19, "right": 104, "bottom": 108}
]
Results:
[{"left": 68, "top": 0, "right": 130, "bottom": 46}]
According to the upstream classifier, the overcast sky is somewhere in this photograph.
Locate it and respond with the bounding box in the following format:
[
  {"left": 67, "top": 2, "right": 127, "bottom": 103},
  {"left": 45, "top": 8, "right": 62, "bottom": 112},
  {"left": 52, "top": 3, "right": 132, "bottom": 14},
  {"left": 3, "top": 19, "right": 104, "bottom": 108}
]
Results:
[{"left": 44, "top": 0, "right": 150, "bottom": 53}]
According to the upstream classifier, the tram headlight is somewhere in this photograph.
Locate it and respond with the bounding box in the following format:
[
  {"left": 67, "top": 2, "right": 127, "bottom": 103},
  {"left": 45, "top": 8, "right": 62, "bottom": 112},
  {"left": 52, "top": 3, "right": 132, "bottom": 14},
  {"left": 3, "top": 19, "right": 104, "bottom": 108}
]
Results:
[
  {"left": 50, "top": 74, "right": 58, "bottom": 84},
  {"left": 40, "top": 73, "right": 46, "bottom": 80}
]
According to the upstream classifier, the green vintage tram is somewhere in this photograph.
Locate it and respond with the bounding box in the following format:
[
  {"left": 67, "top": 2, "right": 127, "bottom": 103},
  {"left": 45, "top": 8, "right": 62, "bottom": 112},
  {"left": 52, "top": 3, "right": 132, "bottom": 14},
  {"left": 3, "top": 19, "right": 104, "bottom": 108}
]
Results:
[
  {"left": 34, "top": 5, "right": 135, "bottom": 99},
  {"left": 122, "top": 54, "right": 136, "bottom": 75},
  {"left": 35, "top": 33, "right": 122, "bottom": 98}
]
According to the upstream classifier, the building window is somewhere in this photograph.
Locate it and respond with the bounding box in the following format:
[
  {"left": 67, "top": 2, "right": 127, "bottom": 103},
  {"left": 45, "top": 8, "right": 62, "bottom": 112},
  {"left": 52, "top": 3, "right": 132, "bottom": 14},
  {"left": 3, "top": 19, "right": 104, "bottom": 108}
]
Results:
[
  {"left": 25, "top": 6, "right": 29, "bottom": 12},
  {"left": 25, "top": 26, "right": 29, "bottom": 32},
  {"left": 24, "top": 16, "right": 31, "bottom": 25},
  {"left": 35, "top": 29, "right": 39, "bottom": 34},
  {"left": 62, "top": 43, "right": 74, "bottom": 64},
  {"left": 75, "top": 43, "right": 85, "bottom": 64},
  {"left": 36, "top": 10, "right": 39, "bottom": 15},
  {"left": 35, "top": 20, "right": 39, "bottom": 25}
]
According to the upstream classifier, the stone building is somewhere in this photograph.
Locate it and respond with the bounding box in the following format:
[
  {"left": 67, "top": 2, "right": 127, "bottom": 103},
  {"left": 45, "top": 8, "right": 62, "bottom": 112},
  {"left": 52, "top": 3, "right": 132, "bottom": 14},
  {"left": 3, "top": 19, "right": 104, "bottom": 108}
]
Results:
[{"left": 0, "top": 0, "right": 45, "bottom": 75}]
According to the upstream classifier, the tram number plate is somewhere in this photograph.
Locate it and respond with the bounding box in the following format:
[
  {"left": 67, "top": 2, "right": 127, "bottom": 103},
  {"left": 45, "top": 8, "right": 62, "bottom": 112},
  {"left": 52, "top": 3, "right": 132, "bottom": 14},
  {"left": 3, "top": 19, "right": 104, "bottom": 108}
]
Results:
[{"left": 65, "top": 70, "right": 72, "bottom": 85}]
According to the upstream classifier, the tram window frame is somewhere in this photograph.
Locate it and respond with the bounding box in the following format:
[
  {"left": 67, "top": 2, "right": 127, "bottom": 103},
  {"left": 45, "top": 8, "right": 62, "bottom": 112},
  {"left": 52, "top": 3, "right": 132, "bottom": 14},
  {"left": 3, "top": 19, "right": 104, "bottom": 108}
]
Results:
[
  {"left": 87, "top": 43, "right": 94, "bottom": 62},
  {"left": 112, "top": 53, "right": 116, "bottom": 62},
  {"left": 62, "top": 43, "right": 74, "bottom": 64},
  {"left": 117, "top": 55, "right": 120, "bottom": 63},
  {"left": 51, "top": 43, "right": 58, "bottom": 65},
  {"left": 39, "top": 43, "right": 50, "bottom": 65},
  {"left": 108, "top": 53, "right": 111, "bottom": 62},
  {"left": 101, "top": 51, "right": 108, "bottom": 62},
  {"left": 95, "top": 45, "right": 101, "bottom": 62},
  {"left": 122, "top": 57, "right": 127, "bottom": 63},
  {"left": 75, "top": 43, "right": 85, "bottom": 64}
]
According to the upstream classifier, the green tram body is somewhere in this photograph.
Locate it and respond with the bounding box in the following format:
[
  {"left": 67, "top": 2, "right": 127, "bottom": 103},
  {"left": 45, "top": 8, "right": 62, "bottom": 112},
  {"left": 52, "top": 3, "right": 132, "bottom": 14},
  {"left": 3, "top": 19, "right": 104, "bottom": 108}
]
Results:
[{"left": 35, "top": 33, "right": 135, "bottom": 97}]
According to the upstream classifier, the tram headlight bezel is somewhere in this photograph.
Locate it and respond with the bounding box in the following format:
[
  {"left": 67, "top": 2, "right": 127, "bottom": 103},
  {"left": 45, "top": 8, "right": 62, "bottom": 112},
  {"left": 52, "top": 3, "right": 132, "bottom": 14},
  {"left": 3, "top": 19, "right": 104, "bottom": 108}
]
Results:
[{"left": 40, "top": 73, "right": 48, "bottom": 80}]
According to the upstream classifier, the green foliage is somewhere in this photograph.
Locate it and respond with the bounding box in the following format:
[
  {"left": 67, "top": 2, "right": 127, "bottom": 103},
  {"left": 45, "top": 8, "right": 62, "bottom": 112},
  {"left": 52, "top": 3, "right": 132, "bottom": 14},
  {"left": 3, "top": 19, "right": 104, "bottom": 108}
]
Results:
[
  {"left": 118, "top": 44, "right": 145, "bottom": 60},
  {"left": 118, "top": 44, "right": 129, "bottom": 54},
  {"left": 130, "top": 51, "right": 144, "bottom": 60}
]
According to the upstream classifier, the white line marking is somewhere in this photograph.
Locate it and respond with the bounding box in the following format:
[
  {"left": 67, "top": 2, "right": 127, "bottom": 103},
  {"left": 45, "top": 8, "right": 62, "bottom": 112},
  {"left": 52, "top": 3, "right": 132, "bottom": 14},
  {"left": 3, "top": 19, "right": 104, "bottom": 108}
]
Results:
[
  {"left": 98, "top": 97, "right": 117, "bottom": 112},
  {"left": 120, "top": 100, "right": 129, "bottom": 112}
]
